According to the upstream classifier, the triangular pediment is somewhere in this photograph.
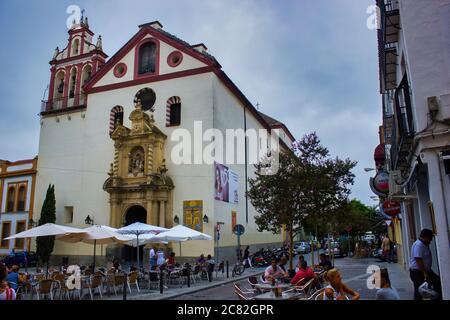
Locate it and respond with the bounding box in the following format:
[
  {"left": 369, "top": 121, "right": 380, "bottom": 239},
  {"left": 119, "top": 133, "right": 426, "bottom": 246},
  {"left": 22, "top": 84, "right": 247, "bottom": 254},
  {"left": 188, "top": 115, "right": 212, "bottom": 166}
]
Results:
[
  {"left": 111, "top": 125, "right": 130, "bottom": 139},
  {"left": 84, "top": 25, "right": 218, "bottom": 92}
]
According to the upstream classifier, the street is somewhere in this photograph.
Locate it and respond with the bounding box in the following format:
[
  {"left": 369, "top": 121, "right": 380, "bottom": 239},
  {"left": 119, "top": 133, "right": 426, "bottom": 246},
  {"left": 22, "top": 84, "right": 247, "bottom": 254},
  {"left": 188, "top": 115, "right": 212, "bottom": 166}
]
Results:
[{"left": 171, "top": 251, "right": 414, "bottom": 300}]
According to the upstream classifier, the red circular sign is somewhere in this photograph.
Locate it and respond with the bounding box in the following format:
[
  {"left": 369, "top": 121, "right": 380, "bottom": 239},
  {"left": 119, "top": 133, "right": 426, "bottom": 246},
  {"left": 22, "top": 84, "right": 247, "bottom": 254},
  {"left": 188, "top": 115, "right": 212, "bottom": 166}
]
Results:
[
  {"left": 374, "top": 171, "right": 389, "bottom": 194},
  {"left": 383, "top": 200, "right": 401, "bottom": 216}
]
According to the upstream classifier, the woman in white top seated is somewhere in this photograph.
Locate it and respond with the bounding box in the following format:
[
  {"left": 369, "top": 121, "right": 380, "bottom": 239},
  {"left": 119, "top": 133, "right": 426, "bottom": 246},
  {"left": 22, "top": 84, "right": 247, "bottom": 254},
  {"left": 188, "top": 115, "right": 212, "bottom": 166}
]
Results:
[{"left": 323, "top": 268, "right": 360, "bottom": 300}]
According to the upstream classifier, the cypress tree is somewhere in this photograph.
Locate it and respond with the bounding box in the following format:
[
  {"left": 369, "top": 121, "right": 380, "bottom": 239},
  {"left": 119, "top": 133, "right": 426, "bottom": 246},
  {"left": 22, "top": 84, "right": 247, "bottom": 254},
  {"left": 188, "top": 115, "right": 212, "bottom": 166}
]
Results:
[{"left": 36, "top": 184, "right": 56, "bottom": 265}]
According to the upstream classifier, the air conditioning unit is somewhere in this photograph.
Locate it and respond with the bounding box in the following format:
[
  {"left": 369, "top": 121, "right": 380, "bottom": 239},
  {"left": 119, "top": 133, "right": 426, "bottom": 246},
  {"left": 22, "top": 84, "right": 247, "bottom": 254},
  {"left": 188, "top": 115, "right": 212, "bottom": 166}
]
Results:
[
  {"left": 436, "top": 94, "right": 450, "bottom": 120},
  {"left": 389, "top": 170, "right": 403, "bottom": 196}
]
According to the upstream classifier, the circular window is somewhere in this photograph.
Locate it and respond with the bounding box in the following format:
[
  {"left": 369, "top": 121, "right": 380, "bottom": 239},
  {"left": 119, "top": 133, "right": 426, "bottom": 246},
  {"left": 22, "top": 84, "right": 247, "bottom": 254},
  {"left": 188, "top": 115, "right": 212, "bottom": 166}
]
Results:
[
  {"left": 114, "top": 63, "right": 127, "bottom": 78},
  {"left": 134, "top": 88, "right": 156, "bottom": 112},
  {"left": 167, "top": 51, "right": 183, "bottom": 67}
]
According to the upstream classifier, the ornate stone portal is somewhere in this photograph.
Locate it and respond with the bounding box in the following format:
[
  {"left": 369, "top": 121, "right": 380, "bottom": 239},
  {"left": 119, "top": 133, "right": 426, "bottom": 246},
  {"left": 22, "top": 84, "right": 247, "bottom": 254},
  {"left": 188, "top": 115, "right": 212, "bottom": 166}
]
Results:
[{"left": 103, "top": 101, "right": 174, "bottom": 229}]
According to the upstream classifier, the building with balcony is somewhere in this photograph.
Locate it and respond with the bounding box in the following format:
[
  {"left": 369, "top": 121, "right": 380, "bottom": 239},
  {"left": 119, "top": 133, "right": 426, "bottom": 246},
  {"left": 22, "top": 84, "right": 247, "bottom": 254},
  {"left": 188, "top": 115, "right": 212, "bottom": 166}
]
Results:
[
  {"left": 376, "top": 0, "right": 450, "bottom": 299},
  {"left": 0, "top": 158, "right": 38, "bottom": 255}
]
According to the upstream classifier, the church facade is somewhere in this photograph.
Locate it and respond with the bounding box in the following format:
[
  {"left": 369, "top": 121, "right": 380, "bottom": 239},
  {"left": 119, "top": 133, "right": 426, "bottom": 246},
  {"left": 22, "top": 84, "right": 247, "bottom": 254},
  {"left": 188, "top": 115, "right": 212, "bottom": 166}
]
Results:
[{"left": 34, "top": 17, "right": 295, "bottom": 263}]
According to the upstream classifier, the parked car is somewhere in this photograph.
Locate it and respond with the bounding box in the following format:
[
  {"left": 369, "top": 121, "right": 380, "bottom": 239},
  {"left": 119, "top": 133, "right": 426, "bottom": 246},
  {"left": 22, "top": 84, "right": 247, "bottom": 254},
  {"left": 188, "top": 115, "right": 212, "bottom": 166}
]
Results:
[
  {"left": 295, "top": 242, "right": 311, "bottom": 254},
  {"left": 325, "top": 241, "right": 347, "bottom": 257},
  {"left": 364, "top": 233, "right": 376, "bottom": 244},
  {"left": 1, "top": 251, "right": 37, "bottom": 267}
]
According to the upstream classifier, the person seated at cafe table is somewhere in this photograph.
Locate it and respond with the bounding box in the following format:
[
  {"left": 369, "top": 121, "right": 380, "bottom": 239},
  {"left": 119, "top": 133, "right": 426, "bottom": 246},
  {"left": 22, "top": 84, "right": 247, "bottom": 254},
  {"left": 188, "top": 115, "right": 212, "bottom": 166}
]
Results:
[
  {"left": 166, "top": 252, "right": 176, "bottom": 268},
  {"left": 0, "top": 263, "right": 16, "bottom": 300},
  {"left": 6, "top": 265, "right": 20, "bottom": 291},
  {"left": 291, "top": 261, "right": 317, "bottom": 286},
  {"left": 264, "top": 259, "right": 288, "bottom": 283},
  {"left": 318, "top": 253, "right": 333, "bottom": 271},
  {"left": 295, "top": 255, "right": 305, "bottom": 272},
  {"left": 323, "top": 268, "right": 360, "bottom": 300},
  {"left": 278, "top": 256, "right": 291, "bottom": 281},
  {"left": 196, "top": 254, "right": 206, "bottom": 266},
  {"left": 112, "top": 258, "right": 122, "bottom": 273}
]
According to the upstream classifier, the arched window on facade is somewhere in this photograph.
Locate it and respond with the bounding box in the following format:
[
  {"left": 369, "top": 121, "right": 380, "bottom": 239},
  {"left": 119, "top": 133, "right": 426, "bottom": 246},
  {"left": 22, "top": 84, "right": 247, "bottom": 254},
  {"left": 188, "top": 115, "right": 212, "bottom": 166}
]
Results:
[
  {"left": 138, "top": 41, "right": 156, "bottom": 75},
  {"left": 166, "top": 96, "right": 181, "bottom": 126},
  {"left": 128, "top": 146, "right": 145, "bottom": 175},
  {"left": 109, "top": 106, "right": 124, "bottom": 135},
  {"left": 6, "top": 187, "right": 16, "bottom": 212},
  {"left": 54, "top": 70, "right": 66, "bottom": 99},
  {"left": 81, "top": 64, "right": 92, "bottom": 87},
  {"left": 72, "top": 38, "right": 80, "bottom": 56},
  {"left": 17, "top": 186, "right": 26, "bottom": 212}
]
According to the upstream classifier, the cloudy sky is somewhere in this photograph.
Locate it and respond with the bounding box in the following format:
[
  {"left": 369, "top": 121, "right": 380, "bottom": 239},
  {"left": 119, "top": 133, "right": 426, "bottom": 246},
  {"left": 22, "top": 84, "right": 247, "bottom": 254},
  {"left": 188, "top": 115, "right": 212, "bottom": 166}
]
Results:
[{"left": 0, "top": 0, "right": 381, "bottom": 205}]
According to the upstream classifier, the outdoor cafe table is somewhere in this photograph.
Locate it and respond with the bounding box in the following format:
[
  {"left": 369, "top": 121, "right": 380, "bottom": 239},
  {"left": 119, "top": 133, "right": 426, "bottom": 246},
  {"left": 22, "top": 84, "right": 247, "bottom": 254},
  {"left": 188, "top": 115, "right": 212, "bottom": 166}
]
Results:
[
  {"left": 252, "top": 291, "right": 303, "bottom": 300},
  {"left": 255, "top": 283, "right": 293, "bottom": 292}
]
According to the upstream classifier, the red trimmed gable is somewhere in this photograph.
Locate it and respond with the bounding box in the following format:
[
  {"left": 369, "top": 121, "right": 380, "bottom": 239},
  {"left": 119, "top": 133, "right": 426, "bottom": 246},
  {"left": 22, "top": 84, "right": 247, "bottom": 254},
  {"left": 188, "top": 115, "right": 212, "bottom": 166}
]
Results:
[{"left": 84, "top": 24, "right": 219, "bottom": 92}]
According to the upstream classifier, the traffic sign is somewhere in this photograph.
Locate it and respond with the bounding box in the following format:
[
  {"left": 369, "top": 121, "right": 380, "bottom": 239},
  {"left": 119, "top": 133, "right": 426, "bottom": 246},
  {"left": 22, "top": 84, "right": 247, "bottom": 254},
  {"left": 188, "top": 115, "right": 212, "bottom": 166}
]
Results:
[{"left": 233, "top": 224, "right": 245, "bottom": 236}]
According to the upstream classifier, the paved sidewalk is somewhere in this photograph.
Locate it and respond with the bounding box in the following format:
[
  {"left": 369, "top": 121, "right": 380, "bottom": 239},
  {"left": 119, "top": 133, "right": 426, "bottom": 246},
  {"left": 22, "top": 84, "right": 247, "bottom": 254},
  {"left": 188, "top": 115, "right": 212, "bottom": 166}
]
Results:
[{"left": 333, "top": 257, "right": 414, "bottom": 300}]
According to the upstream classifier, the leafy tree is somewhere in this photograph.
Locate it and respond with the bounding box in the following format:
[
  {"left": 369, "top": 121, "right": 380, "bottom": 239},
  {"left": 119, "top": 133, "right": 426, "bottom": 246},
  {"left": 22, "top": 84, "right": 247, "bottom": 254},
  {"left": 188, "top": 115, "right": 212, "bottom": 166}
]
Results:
[
  {"left": 247, "top": 132, "right": 356, "bottom": 270},
  {"left": 36, "top": 184, "right": 56, "bottom": 267}
]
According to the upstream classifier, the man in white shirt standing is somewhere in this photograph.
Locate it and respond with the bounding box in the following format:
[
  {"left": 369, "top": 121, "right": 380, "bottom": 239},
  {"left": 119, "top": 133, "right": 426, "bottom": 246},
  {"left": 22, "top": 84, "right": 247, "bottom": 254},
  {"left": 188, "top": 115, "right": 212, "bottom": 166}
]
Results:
[
  {"left": 149, "top": 247, "right": 155, "bottom": 269},
  {"left": 409, "top": 229, "right": 442, "bottom": 300}
]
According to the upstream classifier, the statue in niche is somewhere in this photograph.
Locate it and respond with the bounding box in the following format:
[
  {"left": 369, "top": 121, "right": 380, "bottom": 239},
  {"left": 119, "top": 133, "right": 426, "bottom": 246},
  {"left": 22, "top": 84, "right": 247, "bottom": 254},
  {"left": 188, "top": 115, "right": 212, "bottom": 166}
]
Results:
[{"left": 128, "top": 147, "right": 145, "bottom": 176}]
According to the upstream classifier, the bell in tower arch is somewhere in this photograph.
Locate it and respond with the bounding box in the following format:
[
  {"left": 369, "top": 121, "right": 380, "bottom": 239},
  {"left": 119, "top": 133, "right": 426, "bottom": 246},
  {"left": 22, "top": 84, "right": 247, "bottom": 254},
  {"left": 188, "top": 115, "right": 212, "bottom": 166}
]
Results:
[{"left": 58, "top": 79, "right": 64, "bottom": 94}]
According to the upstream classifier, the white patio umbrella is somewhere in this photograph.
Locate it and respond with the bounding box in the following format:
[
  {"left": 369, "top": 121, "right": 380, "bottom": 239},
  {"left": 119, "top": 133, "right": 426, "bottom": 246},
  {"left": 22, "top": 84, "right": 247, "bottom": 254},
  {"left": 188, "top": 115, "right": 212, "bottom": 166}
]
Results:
[
  {"left": 117, "top": 222, "right": 169, "bottom": 269},
  {"left": 57, "top": 225, "right": 132, "bottom": 271},
  {"left": 152, "top": 225, "right": 212, "bottom": 256},
  {"left": 123, "top": 233, "right": 168, "bottom": 247},
  {"left": 5, "top": 223, "right": 85, "bottom": 274},
  {"left": 5, "top": 223, "right": 85, "bottom": 239}
]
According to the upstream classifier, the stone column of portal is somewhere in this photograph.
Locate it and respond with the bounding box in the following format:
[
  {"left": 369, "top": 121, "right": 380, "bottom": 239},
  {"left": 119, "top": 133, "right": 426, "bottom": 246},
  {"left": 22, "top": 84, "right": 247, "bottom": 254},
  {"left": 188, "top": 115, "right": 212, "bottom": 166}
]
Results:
[
  {"left": 152, "top": 201, "right": 159, "bottom": 226},
  {"left": 147, "top": 143, "right": 153, "bottom": 174},
  {"left": 113, "top": 147, "right": 119, "bottom": 175},
  {"left": 159, "top": 201, "right": 166, "bottom": 228},
  {"left": 146, "top": 200, "right": 153, "bottom": 226}
]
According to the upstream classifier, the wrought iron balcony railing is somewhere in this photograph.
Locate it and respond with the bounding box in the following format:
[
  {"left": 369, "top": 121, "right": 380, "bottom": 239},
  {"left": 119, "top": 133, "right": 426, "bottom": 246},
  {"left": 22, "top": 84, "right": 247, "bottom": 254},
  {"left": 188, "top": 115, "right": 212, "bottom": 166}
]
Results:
[
  {"left": 41, "top": 93, "right": 87, "bottom": 114},
  {"left": 390, "top": 74, "right": 415, "bottom": 170}
]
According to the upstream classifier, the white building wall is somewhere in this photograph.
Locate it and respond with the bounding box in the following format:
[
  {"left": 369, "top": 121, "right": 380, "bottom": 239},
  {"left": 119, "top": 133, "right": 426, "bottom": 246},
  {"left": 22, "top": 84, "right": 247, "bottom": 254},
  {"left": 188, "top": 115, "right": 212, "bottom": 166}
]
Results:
[
  {"left": 212, "top": 76, "right": 283, "bottom": 249},
  {"left": 393, "top": 0, "right": 450, "bottom": 299},
  {"left": 398, "top": 0, "right": 450, "bottom": 132}
]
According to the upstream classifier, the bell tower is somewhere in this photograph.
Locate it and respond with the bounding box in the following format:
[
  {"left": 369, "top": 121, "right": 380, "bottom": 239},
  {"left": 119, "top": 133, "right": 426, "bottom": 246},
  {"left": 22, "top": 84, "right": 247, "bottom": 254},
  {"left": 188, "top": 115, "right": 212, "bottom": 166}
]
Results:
[{"left": 42, "top": 13, "right": 108, "bottom": 115}]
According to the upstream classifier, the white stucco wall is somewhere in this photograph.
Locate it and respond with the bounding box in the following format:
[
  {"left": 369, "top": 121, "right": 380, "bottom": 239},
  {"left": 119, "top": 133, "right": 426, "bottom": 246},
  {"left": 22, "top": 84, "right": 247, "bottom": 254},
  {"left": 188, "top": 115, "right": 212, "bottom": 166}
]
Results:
[
  {"left": 212, "top": 76, "right": 283, "bottom": 248},
  {"left": 398, "top": 0, "right": 450, "bottom": 132}
]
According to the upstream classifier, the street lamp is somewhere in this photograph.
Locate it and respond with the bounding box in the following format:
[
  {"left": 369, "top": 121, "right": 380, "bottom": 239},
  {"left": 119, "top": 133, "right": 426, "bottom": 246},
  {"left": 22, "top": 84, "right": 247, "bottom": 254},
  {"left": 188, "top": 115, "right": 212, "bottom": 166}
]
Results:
[
  {"left": 203, "top": 214, "right": 209, "bottom": 224},
  {"left": 84, "top": 215, "right": 96, "bottom": 271},
  {"left": 364, "top": 168, "right": 376, "bottom": 172},
  {"left": 28, "top": 218, "right": 38, "bottom": 228},
  {"left": 85, "top": 215, "right": 94, "bottom": 225},
  {"left": 173, "top": 215, "right": 180, "bottom": 224}
]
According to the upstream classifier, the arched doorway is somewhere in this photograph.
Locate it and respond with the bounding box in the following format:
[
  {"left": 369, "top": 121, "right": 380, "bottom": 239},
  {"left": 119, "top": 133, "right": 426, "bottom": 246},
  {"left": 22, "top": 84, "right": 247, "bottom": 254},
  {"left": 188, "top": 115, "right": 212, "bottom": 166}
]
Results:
[{"left": 123, "top": 205, "right": 147, "bottom": 264}]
